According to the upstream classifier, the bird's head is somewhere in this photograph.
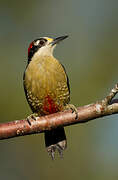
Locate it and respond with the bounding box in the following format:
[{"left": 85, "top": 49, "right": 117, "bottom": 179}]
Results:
[{"left": 28, "top": 35, "right": 68, "bottom": 63}]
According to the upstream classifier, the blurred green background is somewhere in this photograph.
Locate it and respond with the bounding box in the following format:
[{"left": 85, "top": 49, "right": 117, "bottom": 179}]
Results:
[{"left": 0, "top": 0, "right": 118, "bottom": 179}]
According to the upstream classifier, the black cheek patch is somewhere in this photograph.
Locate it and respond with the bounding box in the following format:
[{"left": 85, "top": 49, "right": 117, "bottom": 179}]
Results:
[
  {"left": 28, "top": 46, "right": 39, "bottom": 64},
  {"left": 27, "top": 38, "right": 47, "bottom": 64},
  {"left": 28, "top": 42, "right": 33, "bottom": 56}
]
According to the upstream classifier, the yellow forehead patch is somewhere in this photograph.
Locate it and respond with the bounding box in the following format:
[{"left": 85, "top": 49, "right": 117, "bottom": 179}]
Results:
[{"left": 44, "top": 37, "right": 53, "bottom": 42}]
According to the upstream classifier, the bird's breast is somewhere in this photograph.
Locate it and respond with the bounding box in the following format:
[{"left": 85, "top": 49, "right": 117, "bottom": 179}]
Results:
[{"left": 24, "top": 56, "right": 70, "bottom": 115}]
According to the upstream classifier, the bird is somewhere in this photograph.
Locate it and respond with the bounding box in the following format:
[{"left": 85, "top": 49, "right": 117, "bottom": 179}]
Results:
[{"left": 23, "top": 35, "right": 78, "bottom": 159}]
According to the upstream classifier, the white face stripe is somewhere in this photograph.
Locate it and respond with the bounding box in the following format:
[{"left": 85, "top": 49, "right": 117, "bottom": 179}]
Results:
[
  {"left": 34, "top": 40, "right": 40, "bottom": 46},
  {"left": 33, "top": 44, "right": 56, "bottom": 58},
  {"left": 33, "top": 37, "right": 53, "bottom": 47}
]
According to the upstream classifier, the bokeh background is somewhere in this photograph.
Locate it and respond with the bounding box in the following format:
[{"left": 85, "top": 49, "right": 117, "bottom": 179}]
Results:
[{"left": 0, "top": 0, "right": 118, "bottom": 179}]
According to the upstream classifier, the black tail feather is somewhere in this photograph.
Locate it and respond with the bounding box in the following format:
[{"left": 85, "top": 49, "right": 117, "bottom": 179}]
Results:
[{"left": 44, "top": 127, "right": 67, "bottom": 159}]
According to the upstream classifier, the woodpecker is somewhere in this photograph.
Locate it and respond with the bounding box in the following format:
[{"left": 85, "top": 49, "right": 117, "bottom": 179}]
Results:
[{"left": 23, "top": 35, "right": 78, "bottom": 159}]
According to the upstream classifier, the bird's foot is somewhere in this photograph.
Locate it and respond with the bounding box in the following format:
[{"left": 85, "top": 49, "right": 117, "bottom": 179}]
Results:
[
  {"left": 47, "top": 145, "right": 56, "bottom": 160},
  {"left": 64, "top": 104, "right": 78, "bottom": 120},
  {"left": 47, "top": 143, "right": 64, "bottom": 160},
  {"left": 27, "top": 113, "right": 38, "bottom": 125}
]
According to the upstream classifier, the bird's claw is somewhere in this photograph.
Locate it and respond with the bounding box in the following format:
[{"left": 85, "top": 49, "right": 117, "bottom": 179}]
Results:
[
  {"left": 26, "top": 113, "right": 38, "bottom": 125},
  {"left": 64, "top": 104, "right": 78, "bottom": 120},
  {"left": 47, "top": 144, "right": 64, "bottom": 160}
]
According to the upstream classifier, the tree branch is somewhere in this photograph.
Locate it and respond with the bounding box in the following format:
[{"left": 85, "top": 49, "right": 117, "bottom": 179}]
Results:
[{"left": 1, "top": 84, "right": 118, "bottom": 140}]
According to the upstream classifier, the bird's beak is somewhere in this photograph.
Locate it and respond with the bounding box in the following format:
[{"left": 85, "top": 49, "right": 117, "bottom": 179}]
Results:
[{"left": 51, "top": 35, "right": 68, "bottom": 46}]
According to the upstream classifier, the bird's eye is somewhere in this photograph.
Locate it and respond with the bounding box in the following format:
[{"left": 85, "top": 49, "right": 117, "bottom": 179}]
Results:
[{"left": 40, "top": 40, "right": 45, "bottom": 46}]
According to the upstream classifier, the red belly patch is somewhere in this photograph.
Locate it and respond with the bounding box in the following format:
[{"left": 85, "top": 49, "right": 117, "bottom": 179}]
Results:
[{"left": 43, "top": 95, "right": 60, "bottom": 114}]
